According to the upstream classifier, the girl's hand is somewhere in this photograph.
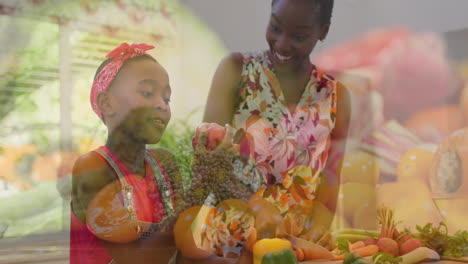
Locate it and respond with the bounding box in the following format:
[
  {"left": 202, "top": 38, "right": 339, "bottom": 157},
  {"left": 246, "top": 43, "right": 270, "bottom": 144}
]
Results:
[
  {"left": 184, "top": 126, "right": 239, "bottom": 207},
  {"left": 192, "top": 126, "right": 254, "bottom": 204},
  {"left": 193, "top": 125, "right": 238, "bottom": 182}
]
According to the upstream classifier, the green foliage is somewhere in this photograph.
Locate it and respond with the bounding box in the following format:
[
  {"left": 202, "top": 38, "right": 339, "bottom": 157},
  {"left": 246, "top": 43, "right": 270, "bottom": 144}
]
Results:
[
  {"left": 414, "top": 222, "right": 468, "bottom": 257},
  {"left": 372, "top": 253, "right": 402, "bottom": 264},
  {"left": 153, "top": 114, "right": 198, "bottom": 190}
]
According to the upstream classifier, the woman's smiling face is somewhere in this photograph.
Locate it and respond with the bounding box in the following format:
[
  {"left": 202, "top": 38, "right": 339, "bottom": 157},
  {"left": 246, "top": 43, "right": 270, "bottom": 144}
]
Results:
[{"left": 266, "top": 0, "right": 329, "bottom": 71}]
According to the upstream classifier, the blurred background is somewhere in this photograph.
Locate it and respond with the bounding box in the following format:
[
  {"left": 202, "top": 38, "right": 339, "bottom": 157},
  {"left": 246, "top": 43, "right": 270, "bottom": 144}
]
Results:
[
  {"left": 183, "top": 0, "right": 468, "bottom": 61},
  {"left": 0, "top": 0, "right": 467, "bottom": 263}
]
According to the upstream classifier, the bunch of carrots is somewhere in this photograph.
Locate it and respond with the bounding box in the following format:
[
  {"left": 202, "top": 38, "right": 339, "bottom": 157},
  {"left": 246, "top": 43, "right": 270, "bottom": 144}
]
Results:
[{"left": 332, "top": 206, "right": 423, "bottom": 260}]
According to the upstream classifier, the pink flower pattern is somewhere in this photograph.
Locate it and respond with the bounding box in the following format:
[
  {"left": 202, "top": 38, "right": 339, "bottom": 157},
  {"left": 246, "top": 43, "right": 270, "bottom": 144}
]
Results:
[{"left": 232, "top": 51, "right": 337, "bottom": 188}]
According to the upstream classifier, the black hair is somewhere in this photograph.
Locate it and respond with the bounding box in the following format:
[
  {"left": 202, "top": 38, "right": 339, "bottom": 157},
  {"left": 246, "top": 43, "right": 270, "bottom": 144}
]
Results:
[
  {"left": 272, "top": 0, "right": 334, "bottom": 26},
  {"left": 316, "top": 0, "right": 334, "bottom": 25}
]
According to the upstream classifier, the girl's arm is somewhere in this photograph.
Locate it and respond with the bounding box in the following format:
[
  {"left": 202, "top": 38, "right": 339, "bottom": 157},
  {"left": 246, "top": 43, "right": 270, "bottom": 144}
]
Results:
[
  {"left": 203, "top": 52, "right": 244, "bottom": 126},
  {"left": 71, "top": 152, "right": 113, "bottom": 222}
]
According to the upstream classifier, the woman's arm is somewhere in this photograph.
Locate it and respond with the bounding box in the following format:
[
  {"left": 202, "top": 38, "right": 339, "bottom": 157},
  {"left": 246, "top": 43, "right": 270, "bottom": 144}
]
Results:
[
  {"left": 306, "top": 82, "right": 352, "bottom": 240},
  {"left": 331, "top": 81, "right": 351, "bottom": 139},
  {"left": 203, "top": 52, "right": 244, "bottom": 126}
]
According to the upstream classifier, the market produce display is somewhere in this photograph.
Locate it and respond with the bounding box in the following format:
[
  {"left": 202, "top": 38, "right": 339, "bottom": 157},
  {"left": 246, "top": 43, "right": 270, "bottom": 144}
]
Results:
[{"left": 172, "top": 120, "right": 468, "bottom": 264}]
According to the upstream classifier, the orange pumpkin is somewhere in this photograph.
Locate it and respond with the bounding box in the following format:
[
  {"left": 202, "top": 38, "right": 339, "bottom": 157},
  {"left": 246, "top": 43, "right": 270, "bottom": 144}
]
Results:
[
  {"left": 404, "top": 105, "right": 464, "bottom": 143},
  {"left": 86, "top": 180, "right": 140, "bottom": 243},
  {"left": 174, "top": 205, "right": 214, "bottom": 260},
  {"left": 429, "top": 127, "right": 468, "bottom": 198}
]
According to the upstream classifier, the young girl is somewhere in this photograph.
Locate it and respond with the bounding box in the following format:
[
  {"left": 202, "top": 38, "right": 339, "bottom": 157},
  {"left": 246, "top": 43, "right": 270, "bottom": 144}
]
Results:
[
  {"left": 70, "top": 43, "right": 184, "bottom": 264},
  {"left": 203, "top": 0, "right": 350, "bottom": 240}
]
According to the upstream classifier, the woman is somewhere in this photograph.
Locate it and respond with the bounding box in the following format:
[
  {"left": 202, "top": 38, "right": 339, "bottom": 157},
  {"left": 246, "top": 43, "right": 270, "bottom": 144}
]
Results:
[{"left": 203, "top": 0, "right": 350, "bottom": 240}]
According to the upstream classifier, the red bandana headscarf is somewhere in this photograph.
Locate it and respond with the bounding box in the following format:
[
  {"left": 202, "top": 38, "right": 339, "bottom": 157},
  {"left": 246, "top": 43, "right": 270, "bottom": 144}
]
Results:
[{"left": 90, "top": 43, "right": 155, "bottom": 121}]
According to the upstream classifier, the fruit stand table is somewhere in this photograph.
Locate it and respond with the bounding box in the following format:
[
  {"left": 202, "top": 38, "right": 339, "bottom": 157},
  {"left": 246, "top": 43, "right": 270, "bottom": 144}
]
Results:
[{"left": 0, "top": 231, "right": 466, "bottom": 264}]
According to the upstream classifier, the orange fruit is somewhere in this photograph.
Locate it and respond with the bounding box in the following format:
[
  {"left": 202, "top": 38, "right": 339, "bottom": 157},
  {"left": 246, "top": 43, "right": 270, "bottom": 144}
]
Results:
[
  {"left": 86, "top": 180, "right": 139, "bottom": 243},
  {"left": 337, "top": 151, "right": 380, "bottom": 185},
  {"left": 397, "top": 144, "right": 436, "bottom": 182},
  {"left": 174, "top": 205, "right": 213, "bottom": 259}
]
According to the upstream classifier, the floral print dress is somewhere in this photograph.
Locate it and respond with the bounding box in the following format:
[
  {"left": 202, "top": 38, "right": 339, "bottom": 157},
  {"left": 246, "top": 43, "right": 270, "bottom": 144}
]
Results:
[{"left": 232, "top": 51, "right": 338, "bottom": 214}]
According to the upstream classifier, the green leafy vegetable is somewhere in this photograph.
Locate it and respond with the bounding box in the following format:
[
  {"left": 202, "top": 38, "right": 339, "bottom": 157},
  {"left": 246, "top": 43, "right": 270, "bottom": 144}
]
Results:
[
  {"left": 414, "top": 222, "right": 468, "bottom": 258},
  {"left": 337, "top": 237, "right": 351, "bottom": 254},
  {"left": 343, "top": 253, "right": 370, "bottom": 264},
  {"left": 443, "top": 230, "right": 468, "bottom": 257},
  {"left": 372, "top": 252, "right": 402, "bottom": 264}
]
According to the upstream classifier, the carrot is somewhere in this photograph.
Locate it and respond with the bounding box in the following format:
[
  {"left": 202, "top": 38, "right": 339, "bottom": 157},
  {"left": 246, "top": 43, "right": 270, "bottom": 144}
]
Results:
[
  {"left": 349, "top": 241, "right": 366, "bottom": 251},
  {"left": 334, "top": 254, "right": 345, "bottom": 260},
  {"left": 352, "top": 244, "right": 379, "bottom": 257},
  {"left": 331, "top": 248, "right": 341, "bottom": 255},
  {"left": 295, "top": 248, "right": 305, "bottom": 262},
  {"left": 301, "top": 247, "right": 332, "bottom": 260}
]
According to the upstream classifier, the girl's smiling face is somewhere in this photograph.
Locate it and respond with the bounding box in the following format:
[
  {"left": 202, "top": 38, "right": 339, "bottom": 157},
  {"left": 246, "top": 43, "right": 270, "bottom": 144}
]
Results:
[
  {"left": 103, "top": 57, "right": 171, "bottom": 144},
  {"left": 266, "top": 0, "right": 330, "bottom": 72}
]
